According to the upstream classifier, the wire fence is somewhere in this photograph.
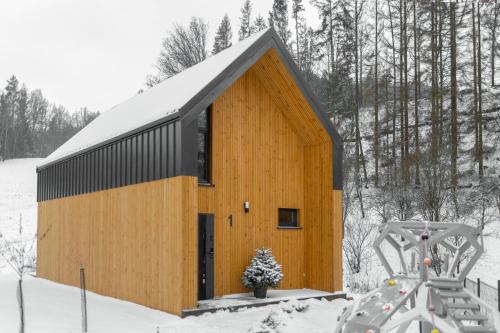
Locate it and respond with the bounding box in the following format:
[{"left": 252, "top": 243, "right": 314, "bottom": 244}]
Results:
[{"left": 464, "top": 277, "right": 500, "bottom": 312}]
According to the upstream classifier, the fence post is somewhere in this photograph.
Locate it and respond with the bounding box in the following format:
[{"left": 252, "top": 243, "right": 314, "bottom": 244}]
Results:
[
  {"left": 464, "top": 278, "right": 466, "bottom": 288},
  {"left": 497, "top": 280, "right": 500, "bottom": 312},
  {"left": 80, "top": 265, "right": 88, "bottom": 332},
  {"left": 477, "top": 278, "right": 481, "bottom": 298}
]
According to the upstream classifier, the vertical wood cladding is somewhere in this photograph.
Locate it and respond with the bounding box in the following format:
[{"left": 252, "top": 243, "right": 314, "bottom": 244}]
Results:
[
  {"left": 198, "top": 58, "right": 343, "bottom": 297},
  {"left": 37, "top": 176, "right": 198, "bottom": 315},
  {"left": 36, "top": 120, "right": 180, "bottom": 202}
]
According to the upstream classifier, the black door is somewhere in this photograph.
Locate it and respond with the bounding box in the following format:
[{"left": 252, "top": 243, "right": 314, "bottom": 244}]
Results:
[{"left": 198, "top": 214, "right": 214, "bottom": 300}]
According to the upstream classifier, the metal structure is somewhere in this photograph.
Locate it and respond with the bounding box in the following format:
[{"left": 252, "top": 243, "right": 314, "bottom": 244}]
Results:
[{"left": 336, "top": 221, "right": 500, "bottom": 333}]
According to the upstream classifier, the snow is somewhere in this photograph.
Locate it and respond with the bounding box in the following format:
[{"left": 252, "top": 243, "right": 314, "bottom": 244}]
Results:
[
  {"left": 198, "top": 289, "right": 339, "bottom": 309},
  {"left": 39, "top": 29, "right": 271, "bottom": 168},
  {"left": 1, "top": 158, "right": 356, "bottom": 332},
  {"left": 0, "top": 273, "right": 351, "bottom": 333},
  {"left": 0, "top": 159, "right": 40, "bottom": 239}
]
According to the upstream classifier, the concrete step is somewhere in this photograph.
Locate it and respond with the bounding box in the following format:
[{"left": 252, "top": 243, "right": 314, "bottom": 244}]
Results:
[
  {"left": 460, "top": 325, "right": 496, "bottom": 333},
  {"left": 454, "top": 313, "right": 489, "bottom": 321}
]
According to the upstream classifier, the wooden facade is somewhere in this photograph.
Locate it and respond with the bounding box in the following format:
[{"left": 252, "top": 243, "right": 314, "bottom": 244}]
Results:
[
  {"left": 198, "top": 52, "right": 343, "bottom": 296},
  {"left": 36, "top": 30, "right": 343, "bottom": 316},
  {"left": 37, "top": 176, "right": 198, "bottom": 314}
]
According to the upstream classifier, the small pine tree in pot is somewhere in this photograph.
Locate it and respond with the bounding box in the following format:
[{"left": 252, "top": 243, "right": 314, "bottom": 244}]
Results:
[{"left": 242, "top": 248, "right": 283, "bottom": 299}]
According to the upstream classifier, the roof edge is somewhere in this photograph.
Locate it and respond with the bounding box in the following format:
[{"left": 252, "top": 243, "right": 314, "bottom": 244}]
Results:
[{"left": 36, "top": 113, "right": 180, "bottom": 171}]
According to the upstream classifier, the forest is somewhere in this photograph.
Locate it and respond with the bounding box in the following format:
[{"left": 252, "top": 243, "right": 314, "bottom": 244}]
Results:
[
  {"left": 0, "top": 76, "right": 99, "bottom": 161},
  {"left": 1, "top": 1, "right": 499, "bottom": 282},
  {"left": 144, "top": 0, "right": 500, "bottom": 285}
]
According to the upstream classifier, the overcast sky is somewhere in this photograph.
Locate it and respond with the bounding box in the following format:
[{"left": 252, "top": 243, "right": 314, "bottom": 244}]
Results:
[{"left": 0, "top": 0, "right": 318, "bottom": 113}]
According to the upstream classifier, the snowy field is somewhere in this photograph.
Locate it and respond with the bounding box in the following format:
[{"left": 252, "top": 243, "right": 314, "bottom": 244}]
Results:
[
  {"left": 0, "top": 272, "right": 351, "bottom": 333},
  {"left": 0, "top": 158, "right": 352, "bottom": 332},
  {"left": 0, "top": 158, "right": 498, "bottom": 332}
]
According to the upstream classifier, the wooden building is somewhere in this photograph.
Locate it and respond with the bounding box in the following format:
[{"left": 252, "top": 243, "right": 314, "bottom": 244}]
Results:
[{"left": 36, "top": 29, "right": 344, "bottom": 315}]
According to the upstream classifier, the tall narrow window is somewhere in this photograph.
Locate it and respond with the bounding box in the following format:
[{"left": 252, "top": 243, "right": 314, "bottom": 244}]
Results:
[{"left": 198, "top": 106, "right": 211, "bottom": 183}]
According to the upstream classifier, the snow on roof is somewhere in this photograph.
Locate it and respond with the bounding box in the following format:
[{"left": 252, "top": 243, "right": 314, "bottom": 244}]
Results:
[{"left": 39, "top": 29, "right": 270, "bottom": 168}]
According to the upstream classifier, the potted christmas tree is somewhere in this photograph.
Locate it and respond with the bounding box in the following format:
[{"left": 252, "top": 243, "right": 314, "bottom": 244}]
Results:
[{"left": 242, "top": 248, "right": 283, "bottom": 299}]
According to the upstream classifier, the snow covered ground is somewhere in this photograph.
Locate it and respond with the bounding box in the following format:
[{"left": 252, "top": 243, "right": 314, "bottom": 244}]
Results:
[
  {"left": 0, "top": 158, "right": 352, "bottom": 332},
  {"left": 0, "top": 158, "right": 498, "bottom": 332},
  {"left": 0, "top": 272, "right": 350, "bottom": 333}
]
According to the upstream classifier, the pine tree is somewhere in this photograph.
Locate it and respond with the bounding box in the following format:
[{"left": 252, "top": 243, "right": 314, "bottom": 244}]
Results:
[
  {"left": 253, "top": 15, "right": 267, "bottom": 33},
  {"left": 242, "top": 248, "right": 283, "bottom": 289},
  {"left": 15, "top": 86, "right": 32, "bottom": 157},
  {"left": 269, "top": 0, "right": 291, "bottom": 46},
  {"left": 1, "top": 76, "right": 19, "bottom": 159},
  {"left": 239, "top": 0, "right": 253, "bottom": 41},
  {"left": 213, "top": 14, "right": 233, "bottom": 54}
]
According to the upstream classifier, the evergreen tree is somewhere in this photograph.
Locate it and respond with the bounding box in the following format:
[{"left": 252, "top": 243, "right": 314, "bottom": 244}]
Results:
[
  {"left": 242, "top": 248, "right": 283, "bottom": 289},
  {"left": 1, "top": 76, "right": 19, "bottom": 158},
  {"left": 213, "top": 14, "right": 233, "bottom": 54},
  {"left": 253, "top": 14, "right": 267, "bottom": 33},
  {"left": 15, "top": 86, "right": 32, "bottom": 157},
  {"left": 239, "top": 0, "right": 253, "bottom": 41},
  {"left": 268, "top": 0, "right": 291, "bottom": 46},
  {"left": 0, "top": 75, "right": 97, "bottom": 159}
]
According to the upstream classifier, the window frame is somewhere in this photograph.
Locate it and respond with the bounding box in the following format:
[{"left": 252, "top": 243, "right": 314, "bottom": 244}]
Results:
[
  {"left": 197, "top": 105, "right": 212, "bottom": 184},
  {"left": 278, "top": 208, "right": 301, "bottom": 229}
]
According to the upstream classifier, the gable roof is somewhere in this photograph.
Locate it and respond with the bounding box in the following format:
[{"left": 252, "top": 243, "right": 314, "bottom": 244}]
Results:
[{"left": 38, "top": 29, "right": 343, "bottom": 187}]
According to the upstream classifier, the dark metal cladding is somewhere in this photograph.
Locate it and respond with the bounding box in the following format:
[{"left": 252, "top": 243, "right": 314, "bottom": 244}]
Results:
[
  {"left": 179, "top": 29, "right": 343, "bottom": 190},
  {"left": 36, "top": 29, "right": 344, "bottom": 202},
  {"left": 37, "top": 118, "right": 181, "bottom": 201}
]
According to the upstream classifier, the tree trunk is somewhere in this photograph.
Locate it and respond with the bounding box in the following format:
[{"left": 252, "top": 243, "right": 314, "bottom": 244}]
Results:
[
  {"left": 17, "top": 279, "right": 24, "bottom": 333},
  {"left": 387, "top": 0, "right": 398, "bottom": 183},
  {"left": 385, "top": 65, "right": 391, "bottom": 185},
  {"left": 450, "top": 2, "right": 458, "bottom": 200},
  {"left": 403, "top": 0, "right": 409, "bottom": 184},
  {"left": 478, "top": 3, "right": 484, "bottom": 179},
  {"left": 399, "top": 0, "right": 405, "bottom": 181},
  {"left": 374, "top": 0, "right": 379, "bottom": 187},
  {"left": 413, "top": 0, "right": 420, "bottom": 185},
  {"left": 492, "top": 5, "right": 499, "bottom": 87},
  {"left": 438, "top": 3, "right": 444, "bottom": 147},
  {"left": 329, "top": 0, "right": 335, "bottom": 118},
  {"left": 472, "top": 4, "right": 479, "bottom": 171},
  {"left": 354, "top": 0, "right": 365, "bottom": 212},
  {"left": 431, "top": 1, "right": 439, "bottom": 166}
]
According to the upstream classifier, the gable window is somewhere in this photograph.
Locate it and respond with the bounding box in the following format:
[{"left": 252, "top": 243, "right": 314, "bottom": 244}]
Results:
[
  {"left": 198, "top": 106, "right": 211, "bottom": 183},
  {"left": 278, "top": 208, "right": 299, "bottom": 228}
]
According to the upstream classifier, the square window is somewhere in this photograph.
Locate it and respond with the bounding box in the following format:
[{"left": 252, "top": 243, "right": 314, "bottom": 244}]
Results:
[{"left": 278, "top": 208, "right": 299, "bottom": 228}]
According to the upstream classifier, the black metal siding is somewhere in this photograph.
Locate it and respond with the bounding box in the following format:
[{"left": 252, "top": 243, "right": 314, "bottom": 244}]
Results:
[{"left": 37, "top": 119, "right": 181, "bottom": 202}]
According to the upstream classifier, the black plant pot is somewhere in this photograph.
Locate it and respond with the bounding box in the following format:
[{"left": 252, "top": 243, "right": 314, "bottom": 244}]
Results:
[{"left": 253, "top": 286, "right": 268, "bottom": 299}]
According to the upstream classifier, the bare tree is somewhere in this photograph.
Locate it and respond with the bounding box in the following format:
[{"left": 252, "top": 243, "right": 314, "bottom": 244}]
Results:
[
  {"left": 147, "top": 17, "right": 208, "bottom": 86},
  {"left": 343, "top": 217, "right": 376, "bottom": 274},
  {"left": 0, "top": 214, "right": 36, "bottom": 333}
]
